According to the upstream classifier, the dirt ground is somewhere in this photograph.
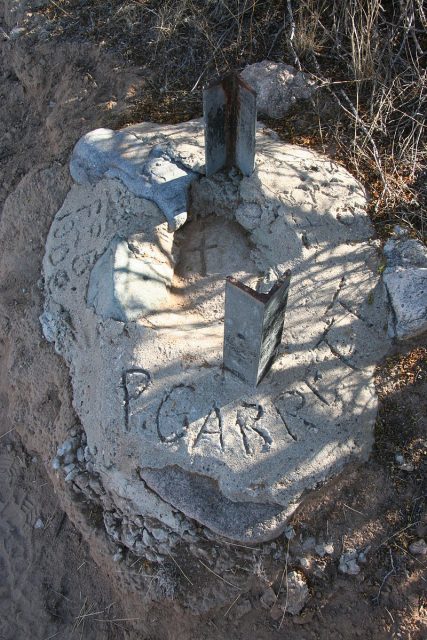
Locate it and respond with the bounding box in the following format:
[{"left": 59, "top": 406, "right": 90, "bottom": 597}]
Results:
[{"left": 0, "top": 4, "right": 426, "bottom": 639}]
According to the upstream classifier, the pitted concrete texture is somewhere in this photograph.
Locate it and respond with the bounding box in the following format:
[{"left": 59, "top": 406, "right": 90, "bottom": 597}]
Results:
[{"left": 41, "top": 119, "right": 390, "bottom": 544}]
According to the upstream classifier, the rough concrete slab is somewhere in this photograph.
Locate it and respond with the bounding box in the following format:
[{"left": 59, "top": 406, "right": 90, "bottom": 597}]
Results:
[
  {"left": 41, "top": 120, "right": 390, "bottom": 544},
  {"left": 70, "top": 128, "right": 200, "bottom": 230}
]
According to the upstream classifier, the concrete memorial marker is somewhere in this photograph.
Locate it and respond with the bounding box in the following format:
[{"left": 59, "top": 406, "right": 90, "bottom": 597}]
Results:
[
  {"left": 203, "top": 72, "right": 256, "bottom": 177},
  {"left": 223, "top": 273, "right": 291, "bottom": 386},
  {"left": 41, "top": 118, "right": 390, "bottom": 552}
]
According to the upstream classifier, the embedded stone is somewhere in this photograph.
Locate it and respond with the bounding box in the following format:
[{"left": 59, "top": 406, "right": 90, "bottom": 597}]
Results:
[{"left": 383, "top": 230, "right": 427, "bottom": 339}]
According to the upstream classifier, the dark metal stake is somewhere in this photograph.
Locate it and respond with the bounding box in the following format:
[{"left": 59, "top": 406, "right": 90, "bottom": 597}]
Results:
[
  {"left": 223, "top": 272, "right": 291, "bottom": 386},
  {"left": 203, "top": 72, "right": 257, "bottom": 177}
]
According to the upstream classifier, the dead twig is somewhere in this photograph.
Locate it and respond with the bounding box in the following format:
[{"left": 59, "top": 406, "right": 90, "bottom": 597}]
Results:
[
  {"left": 0, "top": 428, "right": 15, "bottom": 440},
  {"left": 373, "top": 548, "right": 396, "bottom": 605},
  {"left": 278, "top": 539, "right": 290, "bottom": 629},
  {"left": 167, "top": 551, "right": 194, "bottom": 586},
  {"left": 223, "top": 593, "right": 241, "bottom": 617},
  {"left": 343, "top": 503, "right": 366, "bottom": 517},
  {"left": 198, "top": 559, "right": 242, "bottom": 590}
]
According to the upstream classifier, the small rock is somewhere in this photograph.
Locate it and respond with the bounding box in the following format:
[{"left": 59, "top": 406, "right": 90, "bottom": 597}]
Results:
[
  {"left": 241, "top": 61, "right": 315, "bottom": 118},
  {"left": 299, "top": 557, "right": 311, "bottom": 570},
  {"left": 34, "top": 518, "right": 44, "bottom": 529},
  {"left": 395, "top": 453, "right": 405, "bottom": 465},
  {"left": 284, "top": 525, "right": 296, "bottom": 541},
  {"left": 73, "top": 472, "right": 90, "bottom": 490},
  {"left": 157, "top": 542, "right": 173, "bottom": 555},
  {"left": 315, "top": 543, "right": 326, "bottom": 557},
  {"left": 112, "top": 547, "right": 124, "bottom": 562},
  {"left": 76, "top": 447, "right": 85, "bottom": 463},
  {"left": 358, "top": 546, "right": 371, "bottom": 564},
  {"left": 339, "top": 549, "right": 360, "bottom": 575},
  {"left": 269, "top": 604, "right": 283, "bottom": 621},
  {"left": 51, "top": 456, "right": 61, "bottom": 470},
  {"left": 88, "top": 478, "right": 102, "bottom": 494},
  {"left": 134, "top": 539, "right": 146, "bottom": 555},
  {"left": 400, "top": 462, "right": 415, "bottom": 472},
  {"left": 63, "top": 463, "right": 75, "bottom": 475},
  {"left": 63, "top": 452, "right": 76, "bottom": 465},
  {"left": 260, "top": 587, "right": 277, "bottom": 609},
  {"left": 150, "top": 527, "right": 169, "bottom": 543},
  {"left": 409, "top": 539, "right": 427, "bottom": 556},
  {"left": 133, "top": 515, "right": 144, "bottom": 528},
  {"left": 58, "top": 439, "right": 73, "bottom": 456},
  {"left": 310, "top": 542, "right": 334, "bottom": 558},
  {"left": 278, "top": 571, "right": 309, "bottom": 615},
  {"left": 142, "top": 529, "right": 155, "bottom": 547},
  {"left": 65, "top": 468, "right": 78, "bottom": 483},
  {"left": 302, "top": 536, "right": 316, "bottom": 552},
  {"left": 122, "top": 526, "right": 138, "bottom": 548},
  {"left": 144, "top": 550, "right": 158, "bottom": 563}
]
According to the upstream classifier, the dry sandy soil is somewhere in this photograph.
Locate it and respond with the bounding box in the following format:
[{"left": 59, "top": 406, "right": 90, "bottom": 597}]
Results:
[{"left": 0, "top": 4, "right": 426, "bottom": 639}]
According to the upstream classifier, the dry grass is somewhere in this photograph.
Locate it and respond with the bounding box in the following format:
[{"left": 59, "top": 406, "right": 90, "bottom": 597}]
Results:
[
  {"left": 288, "top": 0, "right": 426, "bottom": 238},
  {"left": 38, "top": 0, "right": 426, "bottom": 237}
]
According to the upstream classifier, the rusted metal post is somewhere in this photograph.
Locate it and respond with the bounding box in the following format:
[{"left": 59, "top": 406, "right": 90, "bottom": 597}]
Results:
[{"left": 203, "top": 72, "right": 256, "bottom": 177}]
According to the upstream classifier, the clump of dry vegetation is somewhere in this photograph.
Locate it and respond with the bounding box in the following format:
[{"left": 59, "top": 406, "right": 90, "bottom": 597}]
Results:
[
  {"left": 39, "top": 0, "right": 426, "bottom": 236},
  {"left": 287, "top": 0, "right": 426, "bottom": 238}
]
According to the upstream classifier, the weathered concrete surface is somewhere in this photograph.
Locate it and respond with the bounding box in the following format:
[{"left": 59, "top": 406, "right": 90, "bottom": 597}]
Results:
[
  {"left": 383, "top": 228, "right": 427, "bottom": 339},
  {"left": 70, "top": 126, "right": 203, "bottom": 229},
  {"left": 87, "top": 225, "right": 174, "bottom": 322},
  {"left": 241, "top": 61, "right": 315, "bottom": 118},
  {"left": 41, "top": 119, "right": 390, "bottom": 545}
]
